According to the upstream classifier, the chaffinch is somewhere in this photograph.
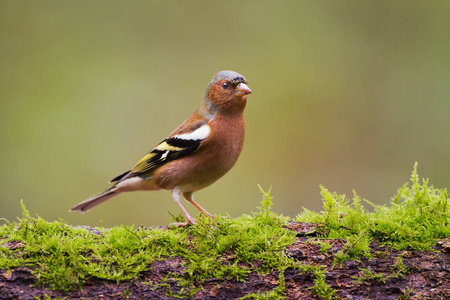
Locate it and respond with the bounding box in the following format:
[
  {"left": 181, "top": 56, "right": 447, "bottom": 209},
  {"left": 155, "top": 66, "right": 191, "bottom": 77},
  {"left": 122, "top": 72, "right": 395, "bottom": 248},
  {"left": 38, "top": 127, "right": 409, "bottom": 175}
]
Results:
[{"left": 70, "top": 70, "right": 252, "bottom": 226}]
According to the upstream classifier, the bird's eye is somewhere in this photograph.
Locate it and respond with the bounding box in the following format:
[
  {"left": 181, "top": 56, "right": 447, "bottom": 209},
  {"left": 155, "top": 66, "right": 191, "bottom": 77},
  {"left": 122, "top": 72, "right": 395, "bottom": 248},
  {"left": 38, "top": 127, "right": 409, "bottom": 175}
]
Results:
[{"left": 222, "top": 82, "right": 229, "bottom": 89}]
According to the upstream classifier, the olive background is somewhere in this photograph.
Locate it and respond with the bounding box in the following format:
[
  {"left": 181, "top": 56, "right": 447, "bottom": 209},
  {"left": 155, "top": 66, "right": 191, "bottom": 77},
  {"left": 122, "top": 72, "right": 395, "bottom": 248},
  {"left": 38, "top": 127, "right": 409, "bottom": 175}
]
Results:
[{"left": 1, "top": 1, "right": 449, "bottom": 227}]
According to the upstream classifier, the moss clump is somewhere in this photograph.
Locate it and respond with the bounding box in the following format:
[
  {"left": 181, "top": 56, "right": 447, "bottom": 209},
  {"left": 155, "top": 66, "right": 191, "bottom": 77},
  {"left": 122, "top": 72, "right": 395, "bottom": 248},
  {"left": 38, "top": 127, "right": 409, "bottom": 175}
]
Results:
[
  {"left": 0, "top": 202, "right": 189, "bottom": 291},
  {"left": 296, "top": 163, "right": 449, "bottom": 263},
  {"left": 181, "top": 186, "right": 296, "bottom": 282},
  {"left": 307, "top": 271, "right": 338, "bottom": 300},
  {"left": 0, "top": 187, "right": 296, "bottom": 295}
]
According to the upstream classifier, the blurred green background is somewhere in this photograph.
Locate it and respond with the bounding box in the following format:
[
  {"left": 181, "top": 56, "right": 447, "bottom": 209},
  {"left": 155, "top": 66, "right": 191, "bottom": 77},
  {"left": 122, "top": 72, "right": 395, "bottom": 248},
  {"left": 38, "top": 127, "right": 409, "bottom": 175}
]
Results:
[{"left": 1, "top": 1, "right": 449, "bottom": 227}]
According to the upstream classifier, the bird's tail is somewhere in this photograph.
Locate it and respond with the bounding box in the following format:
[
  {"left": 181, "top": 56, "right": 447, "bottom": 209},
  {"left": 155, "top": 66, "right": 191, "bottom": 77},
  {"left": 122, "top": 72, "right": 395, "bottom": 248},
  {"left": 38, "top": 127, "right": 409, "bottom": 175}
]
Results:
[{"left": 70, "top": 186, "right": 122, "bottom": 213}]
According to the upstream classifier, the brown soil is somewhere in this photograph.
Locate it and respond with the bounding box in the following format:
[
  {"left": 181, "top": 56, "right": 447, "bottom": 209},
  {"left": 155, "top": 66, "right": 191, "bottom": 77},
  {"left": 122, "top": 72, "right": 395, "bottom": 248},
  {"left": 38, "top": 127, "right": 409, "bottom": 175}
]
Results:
[{"left": 1, "top": 222, "right": 449, "bottom": 299}]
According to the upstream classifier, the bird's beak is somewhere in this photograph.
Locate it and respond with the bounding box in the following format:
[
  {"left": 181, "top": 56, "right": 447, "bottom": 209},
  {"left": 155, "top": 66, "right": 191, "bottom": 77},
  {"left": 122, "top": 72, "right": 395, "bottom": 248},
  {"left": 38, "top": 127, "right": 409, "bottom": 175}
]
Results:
[{"left": 235, "top": 83, "right": 252, "bottom": 97}]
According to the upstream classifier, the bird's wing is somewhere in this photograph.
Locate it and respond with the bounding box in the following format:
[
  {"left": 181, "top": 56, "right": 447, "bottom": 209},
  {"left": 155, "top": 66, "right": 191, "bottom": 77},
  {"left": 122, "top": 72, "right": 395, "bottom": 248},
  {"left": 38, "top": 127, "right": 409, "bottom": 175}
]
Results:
[
  {"left": 130, "top": 137, "right": 202, "bottom": 174},
  {"left": 113, "top": 120, "right": 210, "bottom": 181}
]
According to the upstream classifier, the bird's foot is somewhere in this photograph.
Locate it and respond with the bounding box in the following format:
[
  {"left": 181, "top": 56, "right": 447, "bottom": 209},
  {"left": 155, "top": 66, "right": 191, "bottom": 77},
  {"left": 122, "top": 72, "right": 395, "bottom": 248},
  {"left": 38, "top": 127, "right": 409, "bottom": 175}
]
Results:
[
  {"left": 202, "top": 212, "right": 215, "bottom": 219},
  {"left": 170, "top": 217, "right": 197, "bottom": 227}
]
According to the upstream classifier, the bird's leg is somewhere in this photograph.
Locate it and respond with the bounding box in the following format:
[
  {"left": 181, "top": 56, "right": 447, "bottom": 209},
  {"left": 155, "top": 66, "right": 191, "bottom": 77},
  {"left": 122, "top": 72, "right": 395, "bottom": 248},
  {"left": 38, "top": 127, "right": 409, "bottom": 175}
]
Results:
[
  {"left": 171, "top": 188, "right": 197, "bottom": 226},
  {"left": 183, "top": 192, "right": 215, "bottom": 219}
]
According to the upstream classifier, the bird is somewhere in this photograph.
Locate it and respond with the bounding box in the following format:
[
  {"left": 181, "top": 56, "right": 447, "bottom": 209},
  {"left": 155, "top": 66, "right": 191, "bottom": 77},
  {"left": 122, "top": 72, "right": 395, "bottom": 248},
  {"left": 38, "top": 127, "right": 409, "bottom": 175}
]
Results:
[{"left": 70, "top": 70, "right": 252, "bottom": 226}]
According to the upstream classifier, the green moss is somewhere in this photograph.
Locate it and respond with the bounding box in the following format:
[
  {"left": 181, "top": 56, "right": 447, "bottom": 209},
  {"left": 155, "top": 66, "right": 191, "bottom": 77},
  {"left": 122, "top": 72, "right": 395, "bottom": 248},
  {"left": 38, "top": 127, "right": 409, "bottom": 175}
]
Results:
[
  {"left": 352, "top": 267, "right": 386, "bottom": 284},
  {"left": 0, "top": 163, "right": 448, "bottom": 298},
  {"left": 309, "top": 239, "right": 334, "bottom": 254},
  {"left": 296, "top": 163, "right": 449, "bottom": 261},
  {"left": 352, "top": 255, "right": 411, "bottom": 285},
  {"left": 307, "top": 271, "right": 337, "bottom": 300},
  {"left": 0, "top": 187, "right": 297, "bottom": 295}
]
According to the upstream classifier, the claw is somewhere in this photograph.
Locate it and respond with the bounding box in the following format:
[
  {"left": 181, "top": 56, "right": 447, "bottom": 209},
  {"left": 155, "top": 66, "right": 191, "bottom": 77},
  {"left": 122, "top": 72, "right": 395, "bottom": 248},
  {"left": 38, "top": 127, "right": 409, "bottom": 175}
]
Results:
[{"left": 170, "top": 218, "right": 197, "bottom": 227}]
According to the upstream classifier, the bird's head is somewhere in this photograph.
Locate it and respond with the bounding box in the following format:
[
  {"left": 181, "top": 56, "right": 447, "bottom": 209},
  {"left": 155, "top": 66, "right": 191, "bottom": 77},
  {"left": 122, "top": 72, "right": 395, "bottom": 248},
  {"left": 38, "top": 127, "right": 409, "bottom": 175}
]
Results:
[{"left": 204, "top": 70, "right": 252, "bottom": 114}]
